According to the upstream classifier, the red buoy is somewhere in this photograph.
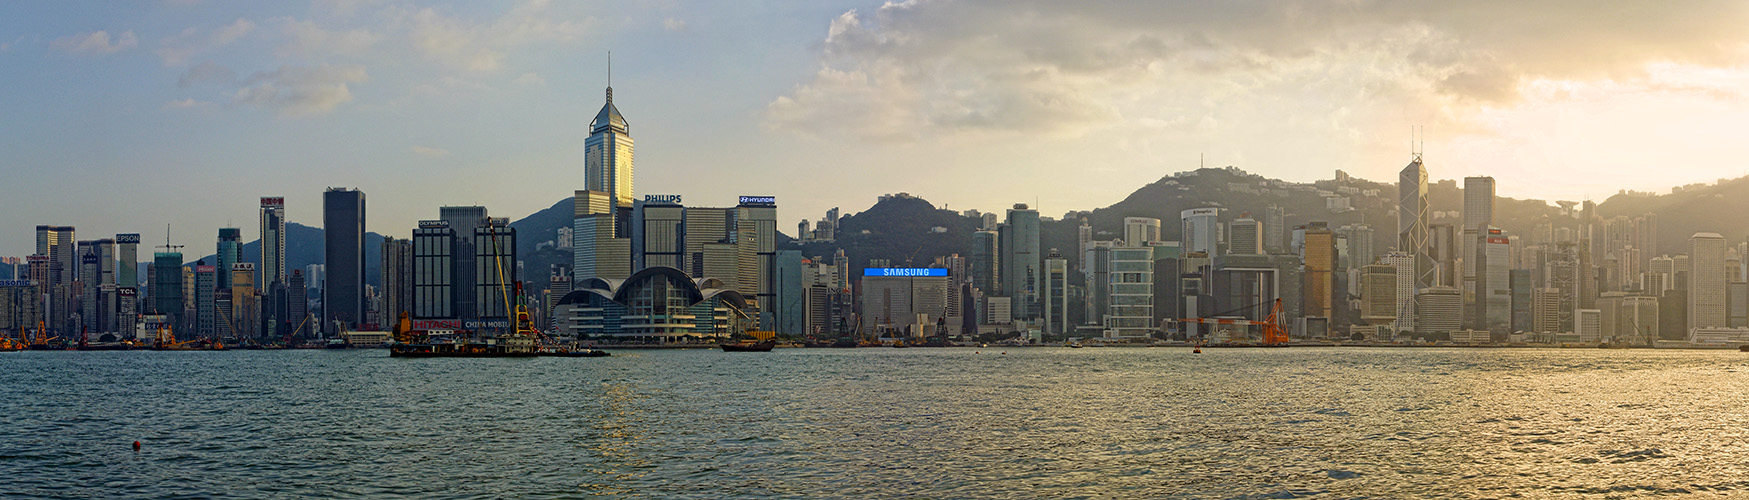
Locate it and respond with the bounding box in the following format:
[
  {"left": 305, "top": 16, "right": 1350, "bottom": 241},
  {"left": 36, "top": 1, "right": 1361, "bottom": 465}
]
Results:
[{"left": 133, "top": 441, "right": 141, "bottom": 451}]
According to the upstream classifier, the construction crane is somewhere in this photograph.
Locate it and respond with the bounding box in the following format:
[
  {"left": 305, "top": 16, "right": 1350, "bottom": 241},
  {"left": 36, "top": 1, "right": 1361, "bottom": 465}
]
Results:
[{"left": 1175, "top": 298, "right": 1289, "bottom": 345}]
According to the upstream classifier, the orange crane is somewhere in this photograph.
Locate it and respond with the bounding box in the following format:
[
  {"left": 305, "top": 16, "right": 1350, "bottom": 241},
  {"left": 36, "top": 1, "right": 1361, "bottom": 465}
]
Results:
[{"left": 1176, "top": 298, "right": 1289, "bottom": 345}]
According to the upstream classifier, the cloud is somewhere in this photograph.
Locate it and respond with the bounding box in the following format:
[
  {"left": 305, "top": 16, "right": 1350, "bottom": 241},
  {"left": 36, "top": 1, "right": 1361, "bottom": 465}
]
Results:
[
  {"left": 162, "top": 98, "right": 212, "bottom": 109},
  {"left": 768, "top": 0, "right": 1749, "bottom": 142},
  {"left": 178, "top": 61, "right": 237, "bottom": 87},
  {"left": 409, "top": 145, "right": 450, "bottom": 158},
  {"left": 158, "top": 18, "right": 255, "bottom": 66},
  {"left": 275, "top": 17, "right": 381, "bottom": 59},
  {"left": 663, "top": 18, "right": 686, "bottom": 31},
  {"left": 230, "top": 64, "right": 368, "bottom": 116},
  {"left": 512, "top": 72, "right": 545, "bottom": 86},
  {"left": 402, "top": 1, "right": 590, "bottom": 72},
  {"left": 51, "top": 30, "right": 138, "bottom": 54}
]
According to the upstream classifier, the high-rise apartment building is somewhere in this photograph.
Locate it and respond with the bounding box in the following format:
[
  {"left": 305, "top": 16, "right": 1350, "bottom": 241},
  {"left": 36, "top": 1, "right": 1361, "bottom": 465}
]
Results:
[{"left": 322, "top": 188, "right": 366, "bottom": 329}]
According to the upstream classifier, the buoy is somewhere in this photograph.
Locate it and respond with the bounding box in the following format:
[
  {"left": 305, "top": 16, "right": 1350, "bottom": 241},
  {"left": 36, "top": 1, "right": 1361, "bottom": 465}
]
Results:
[{"left": 133, "top": 441, "right": 141, "bottom": 451}]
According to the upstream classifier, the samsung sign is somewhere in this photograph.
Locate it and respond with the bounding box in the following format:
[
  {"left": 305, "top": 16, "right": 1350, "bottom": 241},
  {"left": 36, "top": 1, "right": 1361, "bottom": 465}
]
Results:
[
  {"left": 738, "top": 196, "right": 776, "bottom": 206},
  {"left": 864, "top": 268, "right": 949, "bottom": 277}
]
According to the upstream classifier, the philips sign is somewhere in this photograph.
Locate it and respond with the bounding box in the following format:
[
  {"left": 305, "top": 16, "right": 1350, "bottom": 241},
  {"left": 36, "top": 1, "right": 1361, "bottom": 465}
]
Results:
[
  {"left": 738, "top": 196, "right": 776, "bottom": 206},
  {"left": 644, "top": 194, "right": 683, "bottom": 204},
  {"left": 864, "top": 268, "right": 949, "bottom": 277}
]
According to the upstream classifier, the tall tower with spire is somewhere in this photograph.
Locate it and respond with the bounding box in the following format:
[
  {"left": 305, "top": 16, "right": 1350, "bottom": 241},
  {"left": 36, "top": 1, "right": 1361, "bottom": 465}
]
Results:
[
  {"left": 575, "top": 58, "right": 635, "bottom": 281},
  {"left": 585, "top": 67, "right": 634, "bottom": 215}
]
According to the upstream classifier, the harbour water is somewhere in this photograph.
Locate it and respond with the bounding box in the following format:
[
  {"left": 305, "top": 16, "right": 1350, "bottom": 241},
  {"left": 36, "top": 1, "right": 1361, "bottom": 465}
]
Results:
[{"left": 5, "top": 347, "right": 1749, "bottom": 498}]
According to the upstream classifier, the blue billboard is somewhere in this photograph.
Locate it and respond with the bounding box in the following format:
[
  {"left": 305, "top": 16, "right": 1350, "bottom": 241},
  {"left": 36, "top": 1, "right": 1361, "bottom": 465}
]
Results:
[{"left": 863, "top": 268, "right": 948, "bottom": 277}]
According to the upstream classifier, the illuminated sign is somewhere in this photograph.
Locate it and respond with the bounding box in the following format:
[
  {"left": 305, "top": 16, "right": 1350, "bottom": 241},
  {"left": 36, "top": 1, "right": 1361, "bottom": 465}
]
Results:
[
  {"left": 418, "top": 220, "right": 450, "bottom": 229},
  {"left": 261, "top": 197, "right": 285, "bottom": 207},
  {"left": 82, "top": 254, "right": 99, "bottom": 264},
  {"left": 232, "top": 263, "right": 256, "bottom": 271},
  {"left": 1183, "top": 208, "right": 1220, "bottom": 217},
  {"left": 412, "top": 319, "right": 463, "bottom": 330},
  {"left": 119, "top": 288, "right": 137, "bottom": 297},
  {"left": 27, "top": 256, "right": 47, "bottom": 263},
  {"left": 739, "top": 196, "right": 777, "bottom": 205},
  {"left": 0, "top": 280, "right": 31, "bottom": 287},
  {"left": 645, "top": 194, "right": 683, "bottom": 204},
  {"left": 863, "top": 268, "right": 949, "bottom": 277},
  {"left": 115, "top": 234, "right": 141, "bottom": 244},
  {"left": 464, "top": 319, "right": 512, "bottom": 329},
  {"left": 1487, "top": 237, "right": 1510, "bottom": 245},
  {"left": 196, "top": 266, "right": 216, "bottom": 272},
  {"left": 488, "top": 217, "right": 510, "bottom": 227},
  {"left": 100, "top": 284, "right": 116, "bottom": 292}
]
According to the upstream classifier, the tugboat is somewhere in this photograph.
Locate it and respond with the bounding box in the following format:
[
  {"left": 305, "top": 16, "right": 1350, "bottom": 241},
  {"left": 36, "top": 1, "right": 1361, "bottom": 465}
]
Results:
[{"left": 720, "top": 340, "right": 776, "bottom": 352}]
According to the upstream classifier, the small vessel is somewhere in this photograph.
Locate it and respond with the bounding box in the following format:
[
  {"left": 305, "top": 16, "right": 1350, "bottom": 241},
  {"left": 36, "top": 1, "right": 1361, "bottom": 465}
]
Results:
[
  {"left": 720, "top": 340, "right": 776, "bottom": 352},
  {"left": 1739, "top": 345, "right": 1749, "bottom": 352},
  {"left": 1067, "top": 342, "right": 1083, "bottom": 348}
]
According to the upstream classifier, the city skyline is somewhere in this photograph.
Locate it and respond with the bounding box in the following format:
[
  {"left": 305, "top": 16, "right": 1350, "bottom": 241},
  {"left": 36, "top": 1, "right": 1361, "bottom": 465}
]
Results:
[{"left": 6, "top": 1, "right": 1749, "bottom": 258}]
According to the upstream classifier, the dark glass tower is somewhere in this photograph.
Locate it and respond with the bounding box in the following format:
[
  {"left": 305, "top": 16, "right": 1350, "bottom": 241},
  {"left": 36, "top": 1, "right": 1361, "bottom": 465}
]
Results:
[{"left": 323, "top": 188, "right": 366, "bottom": 330}]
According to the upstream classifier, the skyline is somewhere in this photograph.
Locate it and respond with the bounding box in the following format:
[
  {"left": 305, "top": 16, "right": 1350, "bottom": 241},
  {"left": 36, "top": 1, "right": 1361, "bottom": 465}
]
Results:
[{"left": 6, "top": 1, "right": 1749, "bottom": 257}]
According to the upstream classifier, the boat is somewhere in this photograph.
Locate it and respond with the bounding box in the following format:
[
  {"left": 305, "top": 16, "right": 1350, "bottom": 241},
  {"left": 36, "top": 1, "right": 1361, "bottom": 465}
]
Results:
[
  {"left": 1740, "top": 345, "right": 1749, "bottom": 352},
  {"left": 539, "top": 348, "right": 611, "bottom": 357},
  {"left": 1067, "top": 342, "right": 1083, "bottom": 348},
  {"left": 720, "top": 341, "right": 776, "bottom": 352}
]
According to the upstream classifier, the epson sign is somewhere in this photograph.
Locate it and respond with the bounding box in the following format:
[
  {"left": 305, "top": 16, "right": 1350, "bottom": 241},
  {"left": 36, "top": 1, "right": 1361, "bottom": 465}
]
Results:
[{"left": 115, "top": 234, "right": 142, "bottom": 244}]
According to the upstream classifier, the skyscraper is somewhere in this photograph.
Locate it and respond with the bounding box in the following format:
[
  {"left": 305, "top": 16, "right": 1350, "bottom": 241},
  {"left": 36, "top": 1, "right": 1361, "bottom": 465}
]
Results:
[
  {"left": 1690, "top": 233, "right": 1728, "bottom": 331},
  {"left": 1229, "top": 217, "right": 1262, "bottom": 255},
  {"left": 585, "top": 83, "right": 634, "bottom": 216},
  {"left": 440, "top": 206, "right": 488, "bottom": 320},
  {"left": 1398, "top": 158, "right": 1432, "bottom": 291},
  {"left": 1123, "top": 217, "right": 1161, "bottom": 247},
  {"left": 1000, "top": 204, "right": 1041, "bottom": 321},
  {"left": 1462, "top": 176, "right": 1494, "bottom": 320},
  {"left": 1302, "top": 223, "right": 1335, "bottom": 320},
  {"left": 970, "top": 230, "right": 999, "bottom": 294},
  {"left": 1181, "top": 208, "right": 1221, "bottom": 255},
  {"left": 1382, "top": 252, "right": 1416, "bottom": 333},
  {"left": 413, "top": 221, "right": 456, "bottom": 319},
  {"left": 260, "top": 197, "right": 286, "bottom": 287},
  {"left": 216, "top": 228, "right": 241, "bottom": 290},
  {"left": 116, "top": 234, "right": 140, "bottom": 288},
  {"left": 1043, "top": 249, "right": 1068, "bottom": 335},
  {"left": 474, "top": 220, "right": 517, "bottom": 322},
  {"left": 322, "top": 188, "right": 366, "bottom": 329},
  {"left": 382, "top": 237, "right": 412, "bottom": 325},
  {"left": 151, "top": 250, "right": 183, "bottom": 332}
]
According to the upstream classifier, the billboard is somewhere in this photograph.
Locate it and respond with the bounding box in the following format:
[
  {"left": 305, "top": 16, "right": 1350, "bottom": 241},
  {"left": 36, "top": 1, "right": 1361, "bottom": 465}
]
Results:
[
  {"left": 412, "top": 319, "right": 463, "bottom": 330},
  {"left": 863, "top": 268, "right": 949, "bottom": 277},
  {"left": 418, "top": 220, "right": 450, "bottom": 229},
  {"left": 738, "top": 196, "right": 776, "bottom": 206},
  {"left": 115, "top": 234, "right": 142, "bottom": 244},
  {"left": 0, "top": 280, "right": 31, "bottom": 287},
  {"left": 261, "top": 197, "right": 285, "bottom": 207},
  {"left": 644, "top": 194, "right": 683, "bottom": 204}
]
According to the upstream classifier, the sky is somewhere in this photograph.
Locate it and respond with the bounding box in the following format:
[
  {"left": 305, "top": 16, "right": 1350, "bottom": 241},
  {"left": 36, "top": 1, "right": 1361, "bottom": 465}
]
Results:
[{"left": 4, "top": 0, "right": 1749, "bottom": 257}]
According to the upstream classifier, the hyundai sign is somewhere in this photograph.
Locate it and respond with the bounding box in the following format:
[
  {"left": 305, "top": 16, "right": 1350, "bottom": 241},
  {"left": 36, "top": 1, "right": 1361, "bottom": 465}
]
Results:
[
  {"left": 864, "top": 268, "right": 948, "bottom": 277},
  {"left": 738, "top": 196, "right": 776, "bottom": 206}
]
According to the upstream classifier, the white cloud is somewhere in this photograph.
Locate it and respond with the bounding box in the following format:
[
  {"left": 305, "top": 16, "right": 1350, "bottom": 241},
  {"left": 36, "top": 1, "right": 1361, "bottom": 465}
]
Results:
[
  {"left": 158, "top": 18, "right": 255, "bottom": 66},
  {"left": 401, "top": 1, "right": 590, "bottom": 72},
  {"left": 275, "top": 17, "right": 381, "bottom": 59},
  {"left": 512, "top": 72, "right": 545, "bottom": 86},
  {"left": 162, "top": 98, "right": 211, "bottom": 109},
  {"left": 769, "top": 0, "right": 1749, "bottom": 143},
  {"left": 230, "top": 64, "right": 368, "bottom": 116},
  {"left": 663, "top": 18, "right": 686, "bottom": 31},
  {"left": 409, "top": 145, "right": 450, "bottom": 158},
  {"left": 51, "top": 30, "right": 138, "bottom": 54}
]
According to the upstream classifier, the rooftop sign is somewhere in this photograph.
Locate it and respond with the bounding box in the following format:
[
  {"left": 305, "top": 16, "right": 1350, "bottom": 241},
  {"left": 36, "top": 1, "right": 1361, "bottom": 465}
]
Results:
[
  {"left": 739, "top": 196, "right": 776, "bottom": 206},
  {"left": 864, "top": 268, "right": 948, "bottom": 277}
]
